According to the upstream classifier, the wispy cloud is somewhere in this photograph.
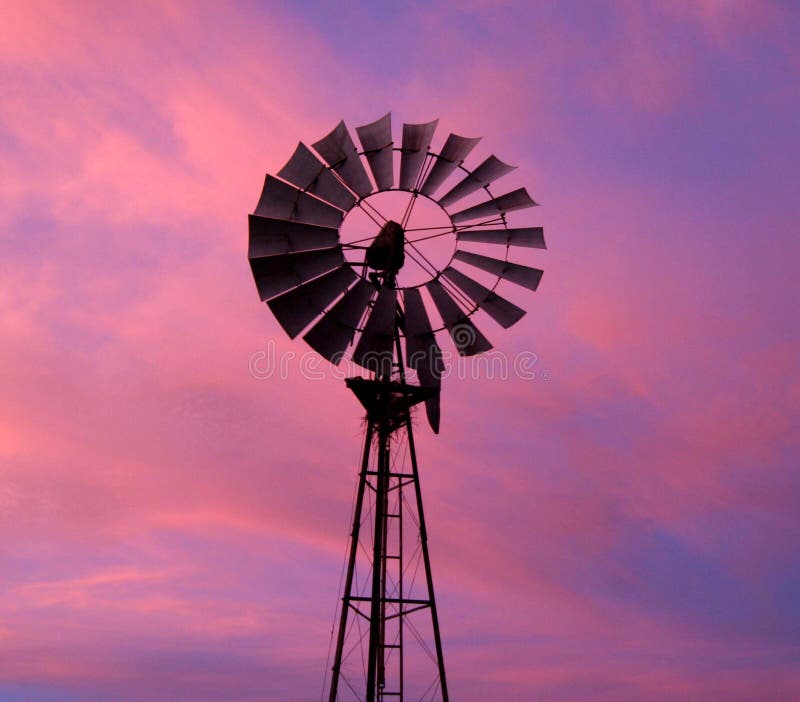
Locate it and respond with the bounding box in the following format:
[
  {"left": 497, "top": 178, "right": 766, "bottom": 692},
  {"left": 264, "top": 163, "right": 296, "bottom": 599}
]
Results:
[{"left": 2, "top": 1, "right": 799, "bottom": 700}]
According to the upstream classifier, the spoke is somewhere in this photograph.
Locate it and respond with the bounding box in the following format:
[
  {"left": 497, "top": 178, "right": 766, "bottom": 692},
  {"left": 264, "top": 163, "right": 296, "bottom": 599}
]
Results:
[
  {"left": 345, "top": 213, "right": 499, "bottom": 246},
  {"left": 415, "top": 151, "right": 435, "bottom": 192},
  {"left": 343, "top": 194, "right": 394, "bottom": 248},
  {"left": 406, "top": 216, "right": 504, "bottom": 233},
  {"left": 404, "top": 224, "right": 453, "bottom": 232},
  {"left": 355, "top": 200, "right": 384, "bottom": 228},
  {"left": 406, "top": 230, "right": 455, "bottom": 245},
  {"left": 360, "top": 196, "right": 388, "bottom": 224},
  {"left": 344, "top": 233, "right": 379, "bottom": 246},
  {"left": 406, "top": 241, "right": 475, "bottom": 310},
  {"left": 400, "top": 191, "right": 417, "bottom": 229},
  {"left": 362, "top": 203, "right": 388, "bottom": 224},
  {"left": 404, "top": 246, "right": 439, "bottom": 281},
  {"left": 400, "top": 154, "right": 434, "bottom": 230},
  {"left": 452, "top": 216, "right": 505, "bottom": 231},
  {"left": 404, "top": 215, "right": 512, "bottom": 249},
  {"left": 406, "top": 241, "right": 440, "bottom": 274}
]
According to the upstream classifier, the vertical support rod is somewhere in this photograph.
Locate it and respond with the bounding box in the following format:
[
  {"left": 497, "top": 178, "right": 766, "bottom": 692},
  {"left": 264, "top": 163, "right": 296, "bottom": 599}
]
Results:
[
  {"left": 405, "top": 417, "right": 449, "bottom": 701},
  {"left": 378, "top": 429, "right": 390, "bottom": 697},
  {"left": 328, "top": 420, "right": 374, "bottom": 702},
  {"left": 396, "top": 322, "right": 450, "bottom": 702},
  {"left": 366, "top": 422, "right": 390, "bottom": 702},
  {"left": 398, "top": 457, "right": 405, "bottom": 701}
]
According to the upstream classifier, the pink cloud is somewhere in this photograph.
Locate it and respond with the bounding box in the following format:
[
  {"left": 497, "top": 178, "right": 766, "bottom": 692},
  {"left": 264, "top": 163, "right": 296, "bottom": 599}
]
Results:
[{"left": 1, "top": 1, "right": 799, "bottom": 700}]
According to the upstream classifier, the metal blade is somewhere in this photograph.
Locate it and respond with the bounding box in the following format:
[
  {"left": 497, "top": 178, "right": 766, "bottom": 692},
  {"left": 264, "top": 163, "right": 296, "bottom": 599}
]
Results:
[
  {"left": 420, "top": 133, "right": 481, "bottom": 197},
  {"left": 426, "top": 280, "right": 492, "bottom": 356},
  {"left": 352, "top": 285, "right": 397, "bottom": 374},
  {"left": 450, "top": 187, "right": 538, "bottom": 223},
  {"left": 248, "top": 215, "right": 340, "bottom": 258},
  {"left": 403, "top": 288, "right": 444, "bottom": 373},
  {"left": 356, "top": 113, "right": 394, "bottom": 191},
  {"left": 403, "top": 287, "right": 433, "bottom": 362},
  {"left": 456, "top": 226, "right": 546, "bottom": 249},
  {"left": 267, "top": 265, "right": 356, "bottom": 338},
  {"left": 249, "top": 247, "right": 344, "bottom": 301},
  {"left": 303, "top": 279, "right": 374, "bottom": 363},
  {"left": 442, "top": 266, "right": 526, "bottom": 328},
  {"left": 399, "top": 119, "right": 438, "bottom": 190},
  {"left": 312, "top": 121, "right": 373, "bottom": 198},
  {"left": 453, "top": 250, "right": 543, "bottom": 291},
  {"left": 403, "top": 288, "right": 442, "bottom": 434},
  {"left": 413, "top": 339, "right": 442, "bottom": 386},
  {"left": 254, "top": 175, "right": 344, "bottom": 228},
  {"left": 438, "top": 155, "right": 516, "bottom": 208},
  {"left": 423, "top": 391, "right": 440, "bottom": 434},
  {"left": 277, "top": 142, "right": 356, "bottom": 211}
]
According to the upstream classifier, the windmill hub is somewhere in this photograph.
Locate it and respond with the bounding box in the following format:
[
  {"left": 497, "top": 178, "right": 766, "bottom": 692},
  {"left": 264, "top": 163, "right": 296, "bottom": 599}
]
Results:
[
  {"left": 340, "top": 190, "right": 454, "bottom": 288},
  {"left": 365, "top": 219, "right": 405, "bottom": 273}
]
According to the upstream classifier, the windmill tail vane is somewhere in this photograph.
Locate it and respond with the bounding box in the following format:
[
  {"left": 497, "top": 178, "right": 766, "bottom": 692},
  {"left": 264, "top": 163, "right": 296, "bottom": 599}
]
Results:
[{"left": 247, "top": 112, "right": 545, "bottom": 701}]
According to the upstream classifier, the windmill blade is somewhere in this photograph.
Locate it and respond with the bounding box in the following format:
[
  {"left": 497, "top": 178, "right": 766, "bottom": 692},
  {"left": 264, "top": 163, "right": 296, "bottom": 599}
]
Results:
[
  {"left": 419, "top": 369, "right": 441, "bottom": 434},
  {"left": 267, "top": 265, "right": 356, "bottom": 338},
  {"left": 403, "top": 288, "right": 442, "bottom": 434},
  {"left": 248, "top": 215, "right": 340, "bottom": 258},
  {"left": 419, "top": 133, "right": 481, "bottom": 197},
  {"left": 438, "top": 155, "right": 516, "bottom": 208},
  {"left": 403, "top": 287, "right": 433, "bottom": 363},
  {"left": 453, "top": 250, "right": 543, "bottom": 291},
  {"left": 255, "top": 175, "right": 344, "bottom": 229},
  {"left": 399, "top": 119, "right": 439, "bottom": 190},
  {"left": 352, "top": 285, "right": 397, "bottom": 374},
  {"left": 356, "top": 113, "right": 394, "bottom": 191},
  {"left": 442, "top": 266, "right": 525, "bottom": 328},
  {"left": 312, "top": 121, "right": 373, "bottom": 198},
  {"left": 303, "top": 279, "right": 374, "bottom": 363},
  {"left": 456, "top": 226, "right": 546, "bottom": 249},
  {"left": 450, "top": 187, "right": 537, "bottom": 223},
  {"left": 249, "top": 247, "right": 344, "bottom": 301},
  {"left": 426, "top": 280, "right": 492, "bottom": 356},
  {"left": 414, "top": 351, "right": 442, "bottom": 435},
  {"left": 403, "top": 288, "right": 443, "bottom": 375},
  {"left": 277, "top": 143, "right": 356, "bottom": 211}
]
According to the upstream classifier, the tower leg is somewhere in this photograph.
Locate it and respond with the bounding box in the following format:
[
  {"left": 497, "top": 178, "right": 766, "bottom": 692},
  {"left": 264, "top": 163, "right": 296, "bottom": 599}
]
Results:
[
  {"left": 366, "top": 425, "right": 389, "bottom": 701},
  {"left": 328, "top": 420, "right": 374, "bottom": 702},
  {"left": 405, "top": 415, "right": 449, "bottom": 702}
]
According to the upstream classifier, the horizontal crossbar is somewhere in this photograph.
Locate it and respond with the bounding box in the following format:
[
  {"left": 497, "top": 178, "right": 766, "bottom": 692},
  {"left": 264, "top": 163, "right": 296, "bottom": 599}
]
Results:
[{"left": 349, "top": 596, "right": 431, "bottom": 605}]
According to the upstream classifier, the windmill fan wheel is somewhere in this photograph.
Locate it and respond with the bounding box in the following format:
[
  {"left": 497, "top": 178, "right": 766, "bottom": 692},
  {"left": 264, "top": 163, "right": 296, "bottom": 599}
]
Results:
[{"left": 248, "top": 112, "right": 546, "bottom": 432}]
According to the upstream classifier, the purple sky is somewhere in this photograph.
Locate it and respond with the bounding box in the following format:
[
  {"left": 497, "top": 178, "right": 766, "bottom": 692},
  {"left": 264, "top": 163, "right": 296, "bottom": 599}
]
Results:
[{"left": 2, "top": 2, "right": 799, "bottom": 700}]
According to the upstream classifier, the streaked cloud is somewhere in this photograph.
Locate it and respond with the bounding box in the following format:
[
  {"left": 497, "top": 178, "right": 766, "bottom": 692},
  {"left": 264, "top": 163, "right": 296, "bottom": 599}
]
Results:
[{"left": 2, "top": 1, "right": 798, "bottom": 700}]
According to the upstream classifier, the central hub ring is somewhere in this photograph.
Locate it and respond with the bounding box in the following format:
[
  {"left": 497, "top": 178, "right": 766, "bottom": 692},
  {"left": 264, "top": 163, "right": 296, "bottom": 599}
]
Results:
[{"left": 339, "top": 190, "right": 456, "bottom": 289}]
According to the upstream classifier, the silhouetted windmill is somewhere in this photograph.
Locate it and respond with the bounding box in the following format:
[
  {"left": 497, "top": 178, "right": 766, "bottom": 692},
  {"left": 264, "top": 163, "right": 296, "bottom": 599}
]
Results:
[{"left": 248, "top": 113, "right": 545, "bottom": 701}]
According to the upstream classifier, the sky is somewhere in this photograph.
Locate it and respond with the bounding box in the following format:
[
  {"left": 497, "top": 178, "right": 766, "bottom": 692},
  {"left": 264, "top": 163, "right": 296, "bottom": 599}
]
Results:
[{"left": 1, "top": 1, "right": 799, "bottom": 700}]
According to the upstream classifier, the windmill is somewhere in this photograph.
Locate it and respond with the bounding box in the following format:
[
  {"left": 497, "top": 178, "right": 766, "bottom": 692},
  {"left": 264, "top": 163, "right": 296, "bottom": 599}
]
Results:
[{"left": 248, "top": 113, "right": 545, "bottom": 701}]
